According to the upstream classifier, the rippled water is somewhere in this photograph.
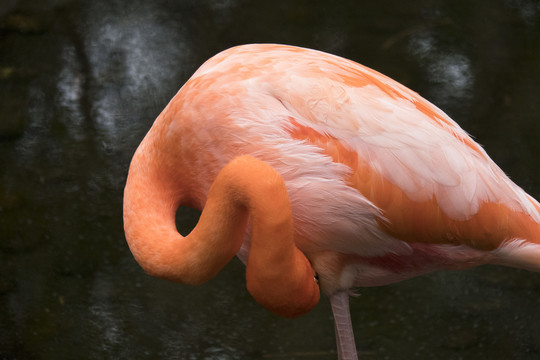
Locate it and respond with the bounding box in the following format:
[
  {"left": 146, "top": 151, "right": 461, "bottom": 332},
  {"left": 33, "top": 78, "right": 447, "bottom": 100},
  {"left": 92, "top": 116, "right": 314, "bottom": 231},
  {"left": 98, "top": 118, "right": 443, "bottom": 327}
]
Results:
[{"left": 1, "top": 1, "right": 540, "bottom": 359}]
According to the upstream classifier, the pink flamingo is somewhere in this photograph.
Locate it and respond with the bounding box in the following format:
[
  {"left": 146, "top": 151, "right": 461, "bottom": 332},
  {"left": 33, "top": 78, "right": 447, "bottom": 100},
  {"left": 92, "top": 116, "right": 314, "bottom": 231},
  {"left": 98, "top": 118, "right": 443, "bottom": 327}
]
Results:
[{"left": 123, "top": 44, "right": 540, "bottom": 359}]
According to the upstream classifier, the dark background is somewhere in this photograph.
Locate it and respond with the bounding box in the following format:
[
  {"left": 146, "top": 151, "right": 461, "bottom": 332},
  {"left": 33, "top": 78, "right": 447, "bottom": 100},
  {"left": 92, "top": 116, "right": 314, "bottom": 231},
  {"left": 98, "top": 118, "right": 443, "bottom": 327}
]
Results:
[{"left": 1, "top": 0, "right": 540, "bottom": 359}]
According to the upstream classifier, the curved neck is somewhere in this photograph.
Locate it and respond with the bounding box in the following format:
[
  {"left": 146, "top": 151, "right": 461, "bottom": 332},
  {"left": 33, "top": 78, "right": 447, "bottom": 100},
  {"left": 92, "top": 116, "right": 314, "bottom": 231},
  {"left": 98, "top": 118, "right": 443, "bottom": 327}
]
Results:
[{"left": 123, "top": 150, "right": 319, "bottom": 317}]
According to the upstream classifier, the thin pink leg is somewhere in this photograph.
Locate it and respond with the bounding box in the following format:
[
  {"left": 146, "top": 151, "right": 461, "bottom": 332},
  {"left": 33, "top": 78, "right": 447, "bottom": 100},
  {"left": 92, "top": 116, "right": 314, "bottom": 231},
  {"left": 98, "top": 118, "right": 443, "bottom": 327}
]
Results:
[{"left": 330, "top": 290, "right": 358, "bottom": 360}]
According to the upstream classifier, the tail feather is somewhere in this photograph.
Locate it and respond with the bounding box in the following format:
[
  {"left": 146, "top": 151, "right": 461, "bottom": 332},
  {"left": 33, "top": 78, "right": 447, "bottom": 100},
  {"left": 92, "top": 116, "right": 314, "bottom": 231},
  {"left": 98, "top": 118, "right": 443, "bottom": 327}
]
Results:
[
  {"left": 493, "top": 191, "right": 540, "bottom": 271},
  {"left": 494, "top": 239, "right": 540, "bottom": 272}
]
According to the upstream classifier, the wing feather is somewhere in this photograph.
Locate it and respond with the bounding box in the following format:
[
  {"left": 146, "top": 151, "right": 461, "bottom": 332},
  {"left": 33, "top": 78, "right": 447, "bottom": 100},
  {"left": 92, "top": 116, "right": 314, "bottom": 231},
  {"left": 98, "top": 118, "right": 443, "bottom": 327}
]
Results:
[{"left": 194, "top": 44, "right": 540, "bottom": 252}]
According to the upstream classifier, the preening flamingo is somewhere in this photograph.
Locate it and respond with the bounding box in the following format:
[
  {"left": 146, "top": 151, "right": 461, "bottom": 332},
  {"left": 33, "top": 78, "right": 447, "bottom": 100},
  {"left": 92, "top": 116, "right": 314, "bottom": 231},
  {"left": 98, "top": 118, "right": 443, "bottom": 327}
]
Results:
[{"left": 123, "top": 44, "right": 540, "bottom": 359}]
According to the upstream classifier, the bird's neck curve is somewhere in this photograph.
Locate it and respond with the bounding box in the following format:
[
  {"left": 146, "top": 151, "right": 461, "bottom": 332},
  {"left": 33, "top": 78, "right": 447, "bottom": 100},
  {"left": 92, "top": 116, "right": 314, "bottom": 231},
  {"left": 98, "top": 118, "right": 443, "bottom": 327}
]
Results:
[
  {"left": 123, "top": 139, "right": 320, "bottom": 317},
  {"left": 123, "top": 137, "right": 213, "bottom": 284}
]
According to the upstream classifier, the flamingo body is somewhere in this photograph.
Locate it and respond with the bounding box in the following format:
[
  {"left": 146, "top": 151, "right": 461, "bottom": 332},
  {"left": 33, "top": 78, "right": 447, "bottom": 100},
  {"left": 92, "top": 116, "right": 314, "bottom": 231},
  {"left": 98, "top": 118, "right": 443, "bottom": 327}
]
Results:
[{"left": 124, "top": 44, "right": 540, "bottom": 359}]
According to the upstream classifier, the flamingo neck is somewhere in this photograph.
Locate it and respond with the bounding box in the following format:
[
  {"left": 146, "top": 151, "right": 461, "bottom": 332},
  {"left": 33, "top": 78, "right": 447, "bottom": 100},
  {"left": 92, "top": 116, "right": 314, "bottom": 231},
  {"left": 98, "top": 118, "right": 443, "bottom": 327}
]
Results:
[
  {"left": 123, "top": 143, "right": 236, "bottom": 285},
  {"left": 123, "top": 148, "right": 320, "bottom": 317}
]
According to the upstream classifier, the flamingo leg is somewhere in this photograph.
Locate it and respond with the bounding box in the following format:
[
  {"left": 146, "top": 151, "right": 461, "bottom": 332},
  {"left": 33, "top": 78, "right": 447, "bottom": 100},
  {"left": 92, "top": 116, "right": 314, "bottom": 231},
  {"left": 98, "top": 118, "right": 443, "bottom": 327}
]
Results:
[{"left": 330, "top": 290, "right": 358, "bottom": 360}]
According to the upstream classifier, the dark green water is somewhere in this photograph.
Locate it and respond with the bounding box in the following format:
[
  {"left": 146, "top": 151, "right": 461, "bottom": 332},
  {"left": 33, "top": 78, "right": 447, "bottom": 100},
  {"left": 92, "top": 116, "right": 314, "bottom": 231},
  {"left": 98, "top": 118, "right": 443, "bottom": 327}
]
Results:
[{"left": 1, "top": 1, "right": 540, "bottom": 359}]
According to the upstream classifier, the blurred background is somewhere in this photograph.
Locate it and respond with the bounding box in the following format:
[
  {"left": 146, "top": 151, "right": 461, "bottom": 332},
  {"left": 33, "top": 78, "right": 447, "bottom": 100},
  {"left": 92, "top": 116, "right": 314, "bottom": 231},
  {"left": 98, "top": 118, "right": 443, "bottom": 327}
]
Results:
[{"left": 1, "top": 0, "right": 540, "bottom": 359}]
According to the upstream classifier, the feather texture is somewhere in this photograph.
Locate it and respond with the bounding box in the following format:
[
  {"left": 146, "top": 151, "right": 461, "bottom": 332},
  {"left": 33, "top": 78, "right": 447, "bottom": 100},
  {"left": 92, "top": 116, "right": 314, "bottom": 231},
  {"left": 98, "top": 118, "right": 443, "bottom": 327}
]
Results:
[{"left": 159, "top": 43, "right": 540, "bottom": 288}]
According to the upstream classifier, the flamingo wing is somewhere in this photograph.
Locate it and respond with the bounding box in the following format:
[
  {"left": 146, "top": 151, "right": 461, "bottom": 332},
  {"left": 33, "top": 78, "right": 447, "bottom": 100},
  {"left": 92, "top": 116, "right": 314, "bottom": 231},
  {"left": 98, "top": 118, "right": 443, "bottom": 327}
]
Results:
[{"left": 196, "top": 44, "right": 540, "bottom": 272}]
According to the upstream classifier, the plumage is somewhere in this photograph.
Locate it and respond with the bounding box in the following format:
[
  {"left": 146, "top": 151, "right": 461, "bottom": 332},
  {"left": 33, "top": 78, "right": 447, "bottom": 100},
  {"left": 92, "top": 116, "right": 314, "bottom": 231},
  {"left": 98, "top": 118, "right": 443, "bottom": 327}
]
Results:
[{"left": 123, "top": 44, "right": 540, "bottom": 360}]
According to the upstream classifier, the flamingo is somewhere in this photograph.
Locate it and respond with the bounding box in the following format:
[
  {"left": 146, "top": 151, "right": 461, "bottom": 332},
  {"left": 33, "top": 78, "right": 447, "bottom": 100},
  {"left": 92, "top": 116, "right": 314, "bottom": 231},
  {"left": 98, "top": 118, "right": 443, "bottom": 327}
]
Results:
[{"left": 123, "top": 44, "right": 540, "bottom": 359}]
